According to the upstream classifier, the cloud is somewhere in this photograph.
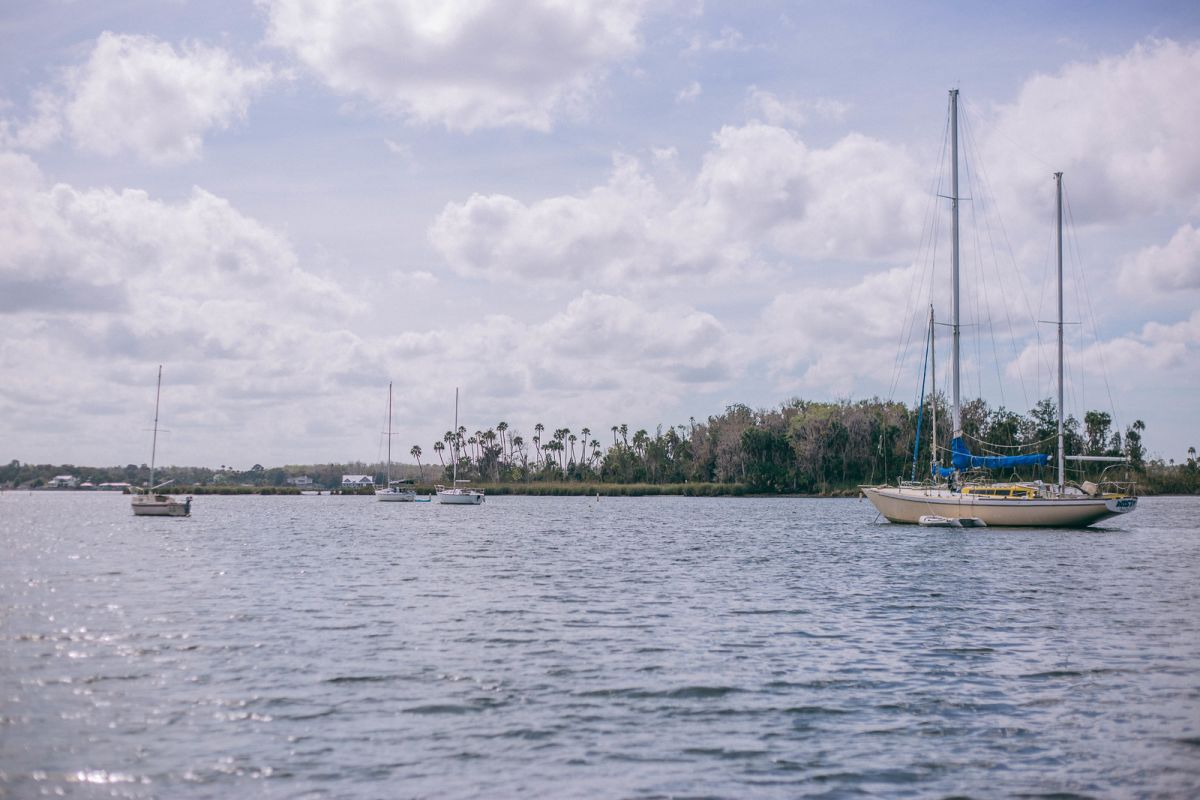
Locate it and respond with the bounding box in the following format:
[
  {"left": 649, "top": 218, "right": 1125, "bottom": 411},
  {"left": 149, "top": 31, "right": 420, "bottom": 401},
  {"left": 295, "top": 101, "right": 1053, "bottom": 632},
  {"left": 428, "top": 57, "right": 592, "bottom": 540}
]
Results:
[
  {"left": 1007, "top": 309, "right": 1200, "bottom": 395},
  {"left": 0, "top": 88, "right": 64, "bottom": 151},
  {"left": 1118, "top": 223, "right": 1200, "bottom": 294},
  {"left": 684, "top": 25, "right": 748, "bottom": 54},
  {"left": 676, "top": 81, "right": 702, "bottom": 104},
  {"left": 983, "top": 38, "right": 1200, "bottom": 224},
  {"left": 0, "top": 149, "right": 396, "bottom": 464},
  {"left": 1, "top": 33, "right": 275, "bottom": 164},
  {"left": 0, "top": 150, "right": 358, "bottom": 359},
  {"left": 745, "top": 87, "right": 849, "bottom": 128},
  {"left": 755, "top": 266, "right": 918, "bottom": 394},
  {"left": 430, "top": 122, "right": 923, "bottom": 286},
  {"left": 397, "top": 292, "right": 741, "bottom": 432},
  {"left": 0, "top": 148, "right": 745, "bottom": 463},
  {"left": 261, "top": 0, "right": 647, "bottom": 131}
]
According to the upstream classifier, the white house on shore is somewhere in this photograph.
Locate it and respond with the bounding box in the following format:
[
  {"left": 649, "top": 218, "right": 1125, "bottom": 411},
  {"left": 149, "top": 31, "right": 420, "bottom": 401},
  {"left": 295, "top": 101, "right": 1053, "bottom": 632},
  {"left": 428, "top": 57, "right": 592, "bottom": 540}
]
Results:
[
  {"left": 341, "top": 475, "right": 373, "bottom": 488},
  {"left": 286, "top": 475, "right": 314, "bottom": 487},
  {"left": 49, "top": 475, "right": 78, "bottom": 488}
]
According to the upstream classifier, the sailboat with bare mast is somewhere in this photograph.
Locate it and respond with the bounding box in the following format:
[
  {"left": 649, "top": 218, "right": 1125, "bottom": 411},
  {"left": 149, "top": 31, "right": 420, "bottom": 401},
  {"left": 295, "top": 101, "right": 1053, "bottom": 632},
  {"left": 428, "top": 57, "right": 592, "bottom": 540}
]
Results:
[
  {"left": 436, "top": 387, "right": 485, "bottom": 505},
  {"left": 131, "top": 365, "right": 192, "bottom": 517},
  {"left": 377, "top": 382, "right": 417, "bottom": 502},
  {"left": 862, "top": 90, "right": 1137, "bottom": 527}
]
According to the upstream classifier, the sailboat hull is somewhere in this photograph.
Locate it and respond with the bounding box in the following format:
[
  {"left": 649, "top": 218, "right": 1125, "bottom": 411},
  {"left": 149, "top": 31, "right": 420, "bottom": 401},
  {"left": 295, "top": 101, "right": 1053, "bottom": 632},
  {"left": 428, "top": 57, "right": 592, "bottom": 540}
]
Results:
[
  {"left": 131, "top": 494, "right": 191, "bottom": 517},
  {"left": 436, "top": 489, "right": 484, "bottom": 505},
  {"left": 377, "top": 490, "right": 417, "bottom": 502},
  {"left": 862, "top": 486, "right": 1135, "bottom": 528}
]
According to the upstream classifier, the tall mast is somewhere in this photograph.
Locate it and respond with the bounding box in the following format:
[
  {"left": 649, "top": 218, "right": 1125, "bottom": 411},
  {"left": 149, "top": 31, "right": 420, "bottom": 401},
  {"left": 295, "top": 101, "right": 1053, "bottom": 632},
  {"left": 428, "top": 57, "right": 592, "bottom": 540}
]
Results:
[
  {"left": 452, "top": 387, "right": 459, "bottom": 483},
  {"left": 930, "top": 305, "right": 938, "bottom": 470},
  {"left": 950, "top": 89, "right": 962, "bottom": 441},
  {"left": 386, "top": 382, "right": 393, "bottom": 485},
  {"left": 1055, "top": 172, "right": 1065, "bottom": 491},
  {"left": 150, "top": 364, "right": 162, "bottom": 491}
]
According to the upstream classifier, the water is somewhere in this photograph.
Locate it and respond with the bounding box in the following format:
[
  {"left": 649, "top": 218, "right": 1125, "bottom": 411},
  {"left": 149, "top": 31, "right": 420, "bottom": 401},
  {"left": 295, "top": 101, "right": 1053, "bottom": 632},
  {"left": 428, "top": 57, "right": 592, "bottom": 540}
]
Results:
[{"left": 2, "top": 492, "right": 1198, "bottom": 798}]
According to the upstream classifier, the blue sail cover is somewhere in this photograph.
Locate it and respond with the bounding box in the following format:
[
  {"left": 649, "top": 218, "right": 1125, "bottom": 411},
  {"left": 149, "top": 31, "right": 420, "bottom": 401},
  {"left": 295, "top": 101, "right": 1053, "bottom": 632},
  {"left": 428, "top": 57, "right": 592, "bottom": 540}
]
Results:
[{"left": 934, "top": 436, "right": 1050, "bottom": 476}]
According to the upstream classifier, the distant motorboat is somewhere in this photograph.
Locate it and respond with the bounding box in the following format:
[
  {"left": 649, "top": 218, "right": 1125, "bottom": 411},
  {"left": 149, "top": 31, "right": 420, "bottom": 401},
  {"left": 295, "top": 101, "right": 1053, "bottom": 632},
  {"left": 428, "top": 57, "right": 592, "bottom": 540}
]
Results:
[{"left": 131, "top": 365, "right": 192, "bottom": 518}]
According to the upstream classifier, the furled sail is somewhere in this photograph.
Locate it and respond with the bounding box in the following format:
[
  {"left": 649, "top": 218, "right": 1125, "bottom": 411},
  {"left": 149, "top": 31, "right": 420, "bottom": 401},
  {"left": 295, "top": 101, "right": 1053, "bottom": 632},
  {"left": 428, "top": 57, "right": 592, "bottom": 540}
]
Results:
[{"left": 935, "top": 436, "right": 1050, "bottom": 476}]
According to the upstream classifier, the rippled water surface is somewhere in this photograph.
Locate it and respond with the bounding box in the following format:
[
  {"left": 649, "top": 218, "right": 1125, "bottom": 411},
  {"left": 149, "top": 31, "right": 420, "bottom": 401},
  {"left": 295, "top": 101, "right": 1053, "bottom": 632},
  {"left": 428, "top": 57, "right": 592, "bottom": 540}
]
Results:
[{"left": 2, "top": 492, "right": 1199, "bottom": 798}]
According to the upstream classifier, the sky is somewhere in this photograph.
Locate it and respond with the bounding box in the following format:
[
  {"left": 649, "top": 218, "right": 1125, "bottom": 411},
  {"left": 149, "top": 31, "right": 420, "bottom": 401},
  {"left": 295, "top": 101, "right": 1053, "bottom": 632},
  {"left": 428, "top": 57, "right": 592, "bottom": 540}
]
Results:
[{"left": 1, "top": 0, "right": 1198, "bottom": 470}]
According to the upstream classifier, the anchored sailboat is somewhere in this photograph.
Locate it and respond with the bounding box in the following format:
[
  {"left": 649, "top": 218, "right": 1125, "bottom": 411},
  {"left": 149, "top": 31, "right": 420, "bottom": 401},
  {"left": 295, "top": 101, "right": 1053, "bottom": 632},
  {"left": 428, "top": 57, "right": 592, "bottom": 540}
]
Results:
[
  {"left": 862, "top": 90, "right": 1137, "bottom": 527},
  {"left": 377, "top": 382, "right": 417, "bottom": 502},
  {"left": 131, "top": 365, "right": 192, "bottom": 517},
  {"left": 436, "top": 388, "right": 485, "bottom": 505}
]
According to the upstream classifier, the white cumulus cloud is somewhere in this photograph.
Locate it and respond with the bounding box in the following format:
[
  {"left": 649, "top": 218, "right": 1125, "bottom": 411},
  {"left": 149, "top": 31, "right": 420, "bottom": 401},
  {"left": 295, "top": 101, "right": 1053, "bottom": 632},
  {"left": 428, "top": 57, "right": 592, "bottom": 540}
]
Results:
[
  {"left": 745, "top": 86, "right": 849, "bottom": 128},
  {"left": 430, "top": 123, "right": 924, "bottom": 286},
  {"left": 984, "top": 38, "right": 1200, "bottom": 224},
  {"left": 1118, "top": 223, "right": 1200, "bottom": 294},
  {"left": 1, "top": 32, "right": 275, "bottom": 164},
  {"left": 261, "top": 0, "right": 647, "bottom": 131}
]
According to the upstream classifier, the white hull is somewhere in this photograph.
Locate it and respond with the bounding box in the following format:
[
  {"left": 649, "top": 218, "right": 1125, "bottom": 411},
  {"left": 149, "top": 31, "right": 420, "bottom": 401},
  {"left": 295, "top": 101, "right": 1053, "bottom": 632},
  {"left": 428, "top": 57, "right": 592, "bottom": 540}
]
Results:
[
  {"left": 436, "top": 488, "right": 484, "bottom": 505},
  {"left": 377, "top": 489, "right": 417, "bottom": 502},
  {"left": 131, "top": 494, "right": 191, "bottom": 517},
  {"left": 863, "top": 485, "right": 1136, "bottom": 528}
]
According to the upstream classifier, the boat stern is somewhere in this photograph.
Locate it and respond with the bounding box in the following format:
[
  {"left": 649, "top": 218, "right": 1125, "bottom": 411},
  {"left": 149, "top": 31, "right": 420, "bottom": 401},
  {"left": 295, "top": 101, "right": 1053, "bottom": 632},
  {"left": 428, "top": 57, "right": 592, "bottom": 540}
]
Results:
[{"left": 1105, "top": 495, "right": 1138, "bottom": 515}]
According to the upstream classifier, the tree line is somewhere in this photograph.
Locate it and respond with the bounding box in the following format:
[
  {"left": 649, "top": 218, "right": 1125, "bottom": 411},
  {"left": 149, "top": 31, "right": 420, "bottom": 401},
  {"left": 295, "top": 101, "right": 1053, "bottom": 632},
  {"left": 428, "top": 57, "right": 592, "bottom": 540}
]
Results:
[
  {"left": 422, "top": 395, "right": 1160, "bottom": 493},
  {"left": 5, "top": 395, "right": 1196, "bottom": 494}
]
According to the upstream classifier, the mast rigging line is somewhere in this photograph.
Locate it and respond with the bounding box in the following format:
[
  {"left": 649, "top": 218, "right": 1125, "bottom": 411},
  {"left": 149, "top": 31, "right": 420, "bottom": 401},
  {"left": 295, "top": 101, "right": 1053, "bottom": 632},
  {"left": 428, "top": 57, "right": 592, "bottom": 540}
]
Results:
[
  {"left": 1062, "top": 182, "right": 1124, "bottom": 433},
  {"left": 956, "top": 98, "right": 1037, "bottom": 413},
  {"left": 887, "top": 107, "right": 952, "bottom": 404}
]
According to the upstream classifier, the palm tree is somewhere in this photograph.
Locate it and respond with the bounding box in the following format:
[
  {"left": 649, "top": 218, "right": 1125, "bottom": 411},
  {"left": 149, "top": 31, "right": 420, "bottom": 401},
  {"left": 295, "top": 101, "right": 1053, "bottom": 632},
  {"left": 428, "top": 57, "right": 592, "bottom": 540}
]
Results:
[
  {"left": 496, "top": 421, "right": 508, "bottom": 462},
  {"left": 410, "top": 445, "right": 423, "bottom": 480},
  {"left": 511, "top": 435, "right": 526, "bottom": 475},
  {"left": 568, "top": 433, "right": 578, "bottom": 466},
  {"left": 611, "top": 425, "right": 619, "bottom": 446},
  {"left": 433, "top": 440, "right": 445, "bottom": 467},
  {"left": 553, "top": 428, "right": 569, "bottom": 471},
  {"left": 619, "top": 423, "right": 629, "bottom": 447}
]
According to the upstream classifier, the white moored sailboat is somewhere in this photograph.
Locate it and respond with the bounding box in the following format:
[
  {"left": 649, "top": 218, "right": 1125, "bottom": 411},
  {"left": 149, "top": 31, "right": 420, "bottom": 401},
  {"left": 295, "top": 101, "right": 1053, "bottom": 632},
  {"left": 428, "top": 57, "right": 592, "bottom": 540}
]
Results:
[
  {"left": 436, "top": 388, "right": 484, "bottom": 505},
  {"left": 131, "top": 365, "right": 192, "bottom": 517},
  {"left": 862, "top": 90, "right": 1137, "bottom": 528},
  {"left": 377, "top": 382, "right": 417, "bottom": 502}
]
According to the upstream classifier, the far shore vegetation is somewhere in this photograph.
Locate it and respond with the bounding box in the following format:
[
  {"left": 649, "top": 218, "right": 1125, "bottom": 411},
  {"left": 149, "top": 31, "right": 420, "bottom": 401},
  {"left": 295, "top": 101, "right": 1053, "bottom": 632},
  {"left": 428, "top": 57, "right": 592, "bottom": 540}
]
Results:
[{"left": 5, "top": 396, "right": 1198, "bottom": 496}]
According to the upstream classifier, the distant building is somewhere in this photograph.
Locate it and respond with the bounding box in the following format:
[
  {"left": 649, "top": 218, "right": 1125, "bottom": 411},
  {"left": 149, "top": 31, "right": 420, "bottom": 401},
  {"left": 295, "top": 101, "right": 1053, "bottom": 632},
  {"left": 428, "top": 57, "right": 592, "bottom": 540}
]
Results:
[
  {"left": 49, "top": 475, "right": 78, "bottom": 488},
  {"left": 341, "top": 474, "right": 373, "bottom": 487},
  {"left": 98, "top": 482, "right": 132, "bottom": 491},
  {"left": 287, "top": 475, "right": 314, "bottom": 487}
]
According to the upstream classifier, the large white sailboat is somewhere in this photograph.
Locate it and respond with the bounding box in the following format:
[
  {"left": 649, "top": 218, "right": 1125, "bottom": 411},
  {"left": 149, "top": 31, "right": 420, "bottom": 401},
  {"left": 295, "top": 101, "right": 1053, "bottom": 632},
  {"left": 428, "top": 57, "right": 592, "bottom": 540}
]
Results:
[
  {"left": 862, "top": 90, "right": 1137, "bottom": 528},
  {"left": 377, "top": 382, "right": 417, "bottom": 502},
  {"left": 436, "top": 388, "right": 485, "bottom": 505},
  {"left": 131, "top": 365, "right": 192, "bottom": 517}
]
